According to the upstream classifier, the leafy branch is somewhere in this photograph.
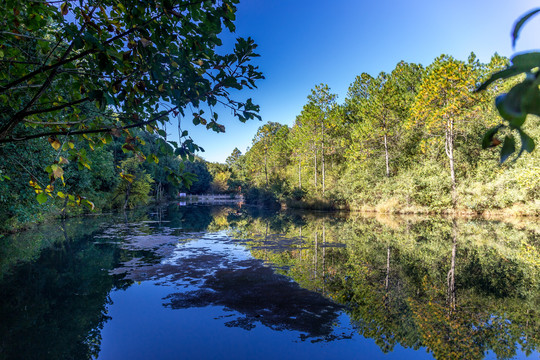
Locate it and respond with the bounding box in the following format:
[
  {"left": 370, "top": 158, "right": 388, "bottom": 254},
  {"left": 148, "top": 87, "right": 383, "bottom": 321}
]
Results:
[{"left": 477, "top": 8, "right": 539, "bottom": 162}]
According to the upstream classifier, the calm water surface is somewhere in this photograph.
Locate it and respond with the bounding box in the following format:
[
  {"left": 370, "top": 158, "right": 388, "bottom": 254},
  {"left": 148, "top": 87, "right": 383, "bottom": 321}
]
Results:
[{"left": 0, "top": 204, "right": 538, "bottom": 359}]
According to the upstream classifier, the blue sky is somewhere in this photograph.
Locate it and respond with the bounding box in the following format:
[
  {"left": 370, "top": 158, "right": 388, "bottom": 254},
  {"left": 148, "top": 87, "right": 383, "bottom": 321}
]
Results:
[{"left": 169, "top": 0, "right": 540, "bottom": 163}]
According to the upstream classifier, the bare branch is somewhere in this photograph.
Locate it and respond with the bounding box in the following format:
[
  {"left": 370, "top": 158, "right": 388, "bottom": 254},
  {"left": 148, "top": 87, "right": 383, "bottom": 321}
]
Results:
[
  {"left": 0, "top": 31, "right": 56, "bottom": 43},
  {"left": 23, "top": 97, "right": 90, "bottom": 117},
  {"left": 0, "top": 106, "right": 178, "bottom": 144},
  {"left": 23, "top": 119, "right": 85, "bottom": 126}
]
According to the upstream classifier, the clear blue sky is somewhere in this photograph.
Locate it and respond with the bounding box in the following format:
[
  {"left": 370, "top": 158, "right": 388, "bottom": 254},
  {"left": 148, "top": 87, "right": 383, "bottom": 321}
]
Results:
[{"left": 168, "top": 0, "right": 540, "bottom": 163}]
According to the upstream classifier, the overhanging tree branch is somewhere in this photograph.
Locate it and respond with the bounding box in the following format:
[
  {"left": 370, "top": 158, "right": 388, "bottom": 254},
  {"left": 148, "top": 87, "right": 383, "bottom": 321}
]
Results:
[
  {"left": 23, "top": 97, "right": 90, "bottom": 117},
  {"left": 0, "top": 106, "right": 179, "bottom": 144},
  {"left": 0, "top": 6, "right": 98, "bottom": 139},
  {"left": 0, "top": 0, "right": 207, "bottom": 94}
]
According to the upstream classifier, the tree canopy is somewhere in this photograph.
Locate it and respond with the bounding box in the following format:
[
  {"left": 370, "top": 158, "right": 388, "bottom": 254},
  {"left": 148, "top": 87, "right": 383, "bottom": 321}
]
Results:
[
  {"left": 0, "top": 0, "right": 263, "bottom": 204},
  {"left": 228, "top": 54, "right": 540, "bottom": 215}
]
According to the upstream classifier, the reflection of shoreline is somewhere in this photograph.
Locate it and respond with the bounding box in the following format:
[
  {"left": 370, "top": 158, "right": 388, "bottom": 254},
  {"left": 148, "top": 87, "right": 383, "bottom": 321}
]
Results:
[{"left": 232, "top": 211, "right": 540, "bottom": 359}]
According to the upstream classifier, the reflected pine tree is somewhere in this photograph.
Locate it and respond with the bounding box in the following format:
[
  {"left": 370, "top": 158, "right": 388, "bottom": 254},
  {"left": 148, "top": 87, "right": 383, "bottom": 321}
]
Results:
[{"left": 232, "top": 211, "right": 539, "bottom": 359}]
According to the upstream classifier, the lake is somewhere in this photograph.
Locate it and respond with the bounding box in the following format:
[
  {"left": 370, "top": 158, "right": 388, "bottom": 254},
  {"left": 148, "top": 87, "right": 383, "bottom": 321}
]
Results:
[{"left": 0, "top": 204, "right": 538, "bottom": 359}]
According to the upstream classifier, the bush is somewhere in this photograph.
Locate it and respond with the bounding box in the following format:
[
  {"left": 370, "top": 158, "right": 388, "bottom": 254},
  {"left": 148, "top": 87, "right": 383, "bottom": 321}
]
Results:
[{"left": 242, "top": 186, "right": 280, "bottom": 208}]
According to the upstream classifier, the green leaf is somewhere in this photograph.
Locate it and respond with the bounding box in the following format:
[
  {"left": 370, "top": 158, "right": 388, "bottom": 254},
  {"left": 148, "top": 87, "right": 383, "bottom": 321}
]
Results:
[
  {"left": 511, "top": 52, "right": 540, "bottom": 70},
  {"left": 83, "top": 32, "right": 101, "bottom": 48},
  {"left": 518, "top": 129, "right": 535, "bottom": 155},
  {"left": 500, "top": 135, "right": 516, "bottom": 163},
  {"left": 157, "top": 129, "right": 167, "bottom": 137},
  {"left": 36, "top": 192, "right": 48, "bottom": 204},
  {"left": 512, "top": 8, "right": 540, "bottom": 48},
  {"left": 60, "top": 2, "right": 69, "bottom": 16},
  {"left": 482, "top": 124, "right": 504, "bottom": 149},
  {"left": 521, "top": 79, "right": 540, "bottom": 117},
  {"left": 477, "top": 67, "right": 525, "bottom": 92},
  {"left": 88, "top": 90, "right": 104, "bottom": 101},
  {"left": 496, "top": 87, "right": 527, "bottom": 126}
]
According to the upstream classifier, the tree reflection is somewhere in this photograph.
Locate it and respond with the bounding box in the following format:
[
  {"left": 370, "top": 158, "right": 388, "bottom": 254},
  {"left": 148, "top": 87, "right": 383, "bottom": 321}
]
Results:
[
  {"left": 0, "top": 216, "right": 132, "bottom": 360},
  {"left": 230, "top": 211, "right": 539, "bottom": 359},
  {"left": 1, "top": 206, "right": 537, "bottom": 359}
]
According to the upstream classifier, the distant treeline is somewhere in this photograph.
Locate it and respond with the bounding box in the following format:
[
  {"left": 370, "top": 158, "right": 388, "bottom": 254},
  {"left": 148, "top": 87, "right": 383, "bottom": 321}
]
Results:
[
  {"left": 223, "top": 53, "right": 540, "bottom": 214},
  {"left": 0, "top": 129, "right": 231, "bottom": 231}
]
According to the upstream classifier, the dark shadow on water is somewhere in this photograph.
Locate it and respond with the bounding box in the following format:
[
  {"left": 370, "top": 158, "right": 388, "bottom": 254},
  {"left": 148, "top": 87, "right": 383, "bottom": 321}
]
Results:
[{"left": 165, "top": 258, "right": 346, "bottom": 339}]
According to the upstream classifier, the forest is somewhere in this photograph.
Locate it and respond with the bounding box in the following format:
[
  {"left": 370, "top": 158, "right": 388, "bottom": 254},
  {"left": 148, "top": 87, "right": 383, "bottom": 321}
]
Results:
[
  {"left": 1, "top": 0, "right": 540, "bottom": 233},
  {"left": 225, "top": 53, "right": 540, "bottom": 215}
]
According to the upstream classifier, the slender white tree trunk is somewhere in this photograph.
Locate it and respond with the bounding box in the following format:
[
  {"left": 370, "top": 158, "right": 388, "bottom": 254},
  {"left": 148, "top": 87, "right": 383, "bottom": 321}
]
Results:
[
  {"left": 314, "top": 148, "right": 317, "bottom": 189},
  {"left": 385, "top": 246, "right": 391, "bottom": 290},
  {"left": 447, "top": 219, "right": 458, "bottom": 311},
  {"left": 384, "top": 132, "right": 390, "bottom": 177},
  {"left": 321, "top": 116, "right": 325, "bottom": 196},
  {"left": 445, "top": 117, "right": 457, "bottom": 208},
  {"left": 298, "top": 157, "right": 302, "bottom": 189},
  {"left": 264, "top": 150, "right": 268, "bottom": 187}
]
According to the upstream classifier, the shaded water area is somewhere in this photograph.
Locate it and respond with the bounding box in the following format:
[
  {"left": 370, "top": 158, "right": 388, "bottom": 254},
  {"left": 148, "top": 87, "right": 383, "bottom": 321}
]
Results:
[{"left": 0, "top": 204, "right": 538, "bottom": 359}]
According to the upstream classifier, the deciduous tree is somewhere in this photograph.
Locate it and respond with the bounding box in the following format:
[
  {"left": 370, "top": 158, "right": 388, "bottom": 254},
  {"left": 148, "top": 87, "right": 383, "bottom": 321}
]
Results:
[
  {"left": 0, "top": 0, "right": 263, "bottom": 203},
  {"left": 410, "top": 55, "right": 480, "bottom": 207}
]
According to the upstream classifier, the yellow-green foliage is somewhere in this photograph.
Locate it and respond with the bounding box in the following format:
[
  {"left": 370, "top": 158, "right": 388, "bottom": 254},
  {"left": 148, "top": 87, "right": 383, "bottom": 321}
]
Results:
[
  {"left": 112, "top": 157, "right": 154, "bottom": 209},
  {"left": 234, "top": 53, "right": 540, "bottom": 215}
]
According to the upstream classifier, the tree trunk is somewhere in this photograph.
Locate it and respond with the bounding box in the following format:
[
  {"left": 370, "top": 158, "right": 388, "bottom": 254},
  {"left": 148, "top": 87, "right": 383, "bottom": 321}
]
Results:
[
  {"left": 385, "top": 246, "right": 391, "bottom": 291},
  {"left": 298, "top": 157, "right": 302, "bottom": 189},
  {"left": 61, "top": 196, "right": 68, "bottom": 219},
  {"left": 264, "top": 151, "right": 268, "bottom": 187},
  {"left": 445, "top": 117, "right": 457, "bottom": 208},
  {"left": 314, "top": 148, "right": 317, "bottom": 189},
  {"left": 322, "top": 222, "right": 326, "bottom": 294},
  {"left": 384, "top": 132, "right": 390, "bottom": 177},
  {"left": 155, "top": 181, "right": 162, "bottom": 202},
  {"left": 321, "top": 116, "right": 325, "bottom": 196},
  {"left": 313, "top": 231, "right": 318, "bottom": 279},
  {"left": 447, "top": 219, "right": 458, "bottom": 312},
  {"left": 123, "top": 182, "right": 132, "bottom": 211}
]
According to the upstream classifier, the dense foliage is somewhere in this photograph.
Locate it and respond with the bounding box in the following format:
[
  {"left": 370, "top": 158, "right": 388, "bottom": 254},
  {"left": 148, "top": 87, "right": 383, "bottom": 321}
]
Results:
[
  {"left": 226, "top": 54, "right": 540, "bottom": 215},
  {"left": 2, "top": 2, "right": 540, "bottom": 231},
  {"left": 0, "top": 0, "right": 262, "bottom": 230}
]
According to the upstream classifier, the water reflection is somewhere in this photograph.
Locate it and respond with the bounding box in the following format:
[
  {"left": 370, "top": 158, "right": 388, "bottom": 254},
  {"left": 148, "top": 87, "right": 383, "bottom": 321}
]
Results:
[
  {"left": 0, "top": 215, "right": 132, "bottom": 359},
  {"left": 226, "top": 209, "right": 539, "bottom": 359},
  {"left": 0, "top": 205, "right": 538, "bottom": 359}
]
